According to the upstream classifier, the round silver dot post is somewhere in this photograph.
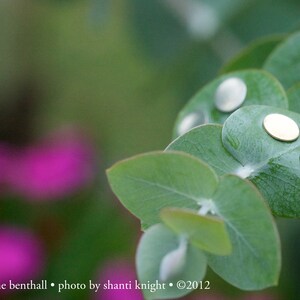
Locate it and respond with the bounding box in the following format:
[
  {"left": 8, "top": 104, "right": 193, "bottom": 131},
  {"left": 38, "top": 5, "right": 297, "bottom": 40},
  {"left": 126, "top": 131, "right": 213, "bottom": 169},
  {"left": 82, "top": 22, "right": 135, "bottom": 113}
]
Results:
[
  {"left": 263, "top": 113, "right": 299, "bottom": 142},
  {"left": 215, "top": 77, "right": 247, "bottom": 113}
]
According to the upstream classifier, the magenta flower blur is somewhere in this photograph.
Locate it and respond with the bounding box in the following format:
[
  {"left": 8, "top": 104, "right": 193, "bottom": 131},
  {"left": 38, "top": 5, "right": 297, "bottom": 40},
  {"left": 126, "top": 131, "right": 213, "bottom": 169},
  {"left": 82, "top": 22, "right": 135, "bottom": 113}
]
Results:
[
  {"left": 2, "top": 129, "right": 96, "bottom": 201},
  {"left": 0, "top": 226, "right": 45, "bottom": 286},
  {"left": 93, "top": 260, "right": 143, "bottom": 300}
]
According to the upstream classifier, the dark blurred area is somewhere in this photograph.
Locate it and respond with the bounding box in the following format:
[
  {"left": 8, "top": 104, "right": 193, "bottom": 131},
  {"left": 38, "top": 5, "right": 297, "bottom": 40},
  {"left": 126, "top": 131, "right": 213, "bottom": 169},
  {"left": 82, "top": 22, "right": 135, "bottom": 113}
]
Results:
[{"left": 0, "top": 0, "right": 300, "bottom": 299}]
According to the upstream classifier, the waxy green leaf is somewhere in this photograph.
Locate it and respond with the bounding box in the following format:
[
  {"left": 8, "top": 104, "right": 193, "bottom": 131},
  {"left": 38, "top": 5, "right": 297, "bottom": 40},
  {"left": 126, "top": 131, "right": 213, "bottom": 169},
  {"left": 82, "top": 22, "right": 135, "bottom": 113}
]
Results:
[
  {"left": 107, "top": 151, "right": 218, "bottom": 228},
  {"left": 207, "top": 175, "right": 281, "bottom": 290},
  {"left": 223, "top": 106, "right": 300, "bottom": 218},
  {"left": 287, "top": 83, "right": 300, "bottom": 114},
  {"left": 161, "top": 208, "right": 232, "bottom": 255},
  {"left": 173, "top": 70, "right": 288, "bottom": 138},
  {"left": 264, "top": 31, "right": 300, "bottom": 89},
  {"left": 251, "top": 147, "right": 300, "bottom": 217},
  {"left": 223, "top": 107, "right": 300, "bottom": 166},
  {"left": 136, "top": 224, "right": 207, "bottom": 300},
  {"left": 167, "top": 124, "right": 240, "bottom": 176}
]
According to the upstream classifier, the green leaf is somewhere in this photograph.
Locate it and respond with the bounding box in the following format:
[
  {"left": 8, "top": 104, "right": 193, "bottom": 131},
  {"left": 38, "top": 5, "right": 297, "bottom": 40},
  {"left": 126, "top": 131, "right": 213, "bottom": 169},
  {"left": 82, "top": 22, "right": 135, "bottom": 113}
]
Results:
[
  {"left": 107, "top": 151, "right": 218, "bottom": 228},
  {"left": 251, "top": 147, "right": 300, "bottom": 217},
  {"left": 264, "top": 31, "right": 300, "bottom": 89},
  {"left": 287, "top": 83, "right": 300, "bottom": 113},
  {"left": 136, "top": 224, "right": 207, "bottom": 300},
  {"left": 160, "top": 207, "right": 232, "bottom": 255},
  {"left": 167, "top": 124, "right": 240, "bottom": 176},
  {"left": 221, "top": 35, "right": 284, "bottom": 74},
  {"left": 173, "top": 70, "right": 288, "bottom": 138},
  {"left": 169, "top": 105, "right": 300, "bottom": 217},
  {"left": 222, "top": 105, "right": 300, "bottom": 166},
  {"left": 207, "top": 175, "right": 281, "bottom": 290}
]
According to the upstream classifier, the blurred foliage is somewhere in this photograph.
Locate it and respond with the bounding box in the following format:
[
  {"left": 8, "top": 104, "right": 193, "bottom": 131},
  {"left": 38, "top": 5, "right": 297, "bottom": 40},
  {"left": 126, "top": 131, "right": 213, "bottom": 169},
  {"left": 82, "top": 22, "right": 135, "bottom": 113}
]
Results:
[{"left": 0, "top": 0, "right": 300, "bottom": 299}]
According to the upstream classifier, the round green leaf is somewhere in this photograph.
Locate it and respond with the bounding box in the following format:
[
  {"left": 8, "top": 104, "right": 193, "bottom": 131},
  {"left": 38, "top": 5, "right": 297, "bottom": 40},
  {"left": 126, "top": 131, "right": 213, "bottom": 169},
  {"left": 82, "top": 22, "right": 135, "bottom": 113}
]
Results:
[
  {"left": 222, "top": 105, "right": 300, "bottom": 166},
  {"left": 136, "top": 224, "right": 207, "bottom": 300},
  {"left": 221, "top": 35, "right": 284, "bottom": 74},
  {"left": 287, "top": 83, "right": 300, "bottom": 113},
  {"left": 221, "top": 105, "right": 300, "bottom": 217},
  {"left": 251, "top": 147, "right": 300, "bottom": 217},
  {"left": 160, "top": 207, "right": 232, "bottom": 255},
  {"left": 167, "top": 124, "right": 240, "bottom": 176},
  {"left": 173, "top": 70, "right": 288, "bottom": 138},
  {"left": 107, "top": 151, "right": 218, "bottom": 228},
  {"left": 220, "top": 105, "right": 300, "bottom": 217},
  {"left": 207, "top": 175, "right": 281, "bottom": 290},
  {"left": 264, "top": 31, "right": 300, "bottom": 89}
]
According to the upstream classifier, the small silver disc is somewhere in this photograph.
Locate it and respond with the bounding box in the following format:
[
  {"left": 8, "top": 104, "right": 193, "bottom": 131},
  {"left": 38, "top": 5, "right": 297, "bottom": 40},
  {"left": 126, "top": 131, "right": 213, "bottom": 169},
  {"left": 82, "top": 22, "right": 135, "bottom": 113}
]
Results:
[
  {"left": 263, "top": 113, "right": 299, "bottom": 142},
  {"left": 177, "top": 112, "right": 206, "bottom": 136},
  {"left": 214, "top": 77, "right": 247, "bottom": 113}
]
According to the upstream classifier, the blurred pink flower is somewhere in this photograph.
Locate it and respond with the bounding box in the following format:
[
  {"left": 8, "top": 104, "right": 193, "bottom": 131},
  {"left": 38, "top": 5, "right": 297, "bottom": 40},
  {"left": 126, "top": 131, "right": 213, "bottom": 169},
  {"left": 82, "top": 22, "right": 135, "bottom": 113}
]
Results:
[
  {"left": 0, "top": 226, "right": 45, "bottom": 287},
  {"left": 93, "top": 260, "right": 143, "bottom": 300},
  {"left": 0, "top": 129, "right": 96, "bottom": 201}
]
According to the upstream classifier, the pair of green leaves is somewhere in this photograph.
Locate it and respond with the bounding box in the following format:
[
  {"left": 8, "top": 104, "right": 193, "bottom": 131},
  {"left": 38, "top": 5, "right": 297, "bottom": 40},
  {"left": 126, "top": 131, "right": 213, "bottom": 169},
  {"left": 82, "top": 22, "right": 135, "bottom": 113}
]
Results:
[
  {"left": 169, "top": 105, "right": 300, "bottom": 218},
  {"left": 107, "top": 150, "right": 281, "bottom": 299},
  {"left": 171, "top": 31, "right": 300, "bottom": 220}
]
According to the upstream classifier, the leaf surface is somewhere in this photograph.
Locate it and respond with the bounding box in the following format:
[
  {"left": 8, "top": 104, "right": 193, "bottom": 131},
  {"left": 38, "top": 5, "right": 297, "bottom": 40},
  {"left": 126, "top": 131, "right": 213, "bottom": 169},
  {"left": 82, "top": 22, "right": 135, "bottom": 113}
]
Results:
[
  {"left": 173, "top": 70, "right": 288, "bottom": 137},
  {"left": 136, "top": 224, "right": 207, "bottom": 299}
]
